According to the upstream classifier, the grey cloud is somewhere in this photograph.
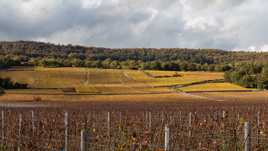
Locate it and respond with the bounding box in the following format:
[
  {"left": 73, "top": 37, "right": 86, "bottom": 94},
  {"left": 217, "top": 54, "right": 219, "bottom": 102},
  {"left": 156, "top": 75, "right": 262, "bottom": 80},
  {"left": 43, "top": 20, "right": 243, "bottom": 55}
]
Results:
[{"left": 0, "top": 0, "right": 267, "bottom": 50}]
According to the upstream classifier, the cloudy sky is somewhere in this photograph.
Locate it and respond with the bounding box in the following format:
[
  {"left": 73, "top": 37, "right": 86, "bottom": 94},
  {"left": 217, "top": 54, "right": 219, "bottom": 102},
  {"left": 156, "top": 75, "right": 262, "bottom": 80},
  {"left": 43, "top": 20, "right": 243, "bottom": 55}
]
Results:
[{"left": 0, "top": 0, "right": 267, "bottom": 50}]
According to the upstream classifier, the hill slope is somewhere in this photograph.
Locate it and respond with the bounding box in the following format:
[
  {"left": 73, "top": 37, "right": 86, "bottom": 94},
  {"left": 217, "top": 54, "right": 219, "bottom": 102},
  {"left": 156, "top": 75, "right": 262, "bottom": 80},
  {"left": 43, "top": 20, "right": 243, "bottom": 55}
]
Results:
[{"left": 0, "top": 41, "right": 267, "bottom": 64}]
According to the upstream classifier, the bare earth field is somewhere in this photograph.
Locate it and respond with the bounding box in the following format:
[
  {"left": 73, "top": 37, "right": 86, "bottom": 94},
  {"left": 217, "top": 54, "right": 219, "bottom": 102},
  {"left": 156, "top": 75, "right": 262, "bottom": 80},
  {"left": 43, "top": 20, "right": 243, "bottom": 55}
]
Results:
[
  {"left": 0, "top": 92, "right": 210, "bottom": 103},
  {"left": 194, "top": 91, "right": 268, "bottom": 102}
]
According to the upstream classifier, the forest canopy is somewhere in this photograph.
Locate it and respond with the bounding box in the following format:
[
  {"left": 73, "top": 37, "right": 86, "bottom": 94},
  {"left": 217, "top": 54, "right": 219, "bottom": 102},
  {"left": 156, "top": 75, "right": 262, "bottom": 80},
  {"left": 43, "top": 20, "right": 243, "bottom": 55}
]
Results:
[
  {"left": 224, "top": 63, "right": 268, "bottom": 89},
  {"left": 0, "top": 41, "right": 267, "bottom": 72}
]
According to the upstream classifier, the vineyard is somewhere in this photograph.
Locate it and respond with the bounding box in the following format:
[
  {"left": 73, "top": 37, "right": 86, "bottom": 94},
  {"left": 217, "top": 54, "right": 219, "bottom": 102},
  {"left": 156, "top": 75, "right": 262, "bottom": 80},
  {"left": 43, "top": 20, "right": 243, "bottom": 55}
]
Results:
[
  {"left": 0, "top": 101, "right": 268, "bottom": 151},
  {"left": 0, "top": 67, "right": 252, "bottom": 103},
  {"left": 0, "top": 67, "right": 266, "bottom": 151},
  {"left": 0, "top": 68, "right": 225, "bottom": 91}
]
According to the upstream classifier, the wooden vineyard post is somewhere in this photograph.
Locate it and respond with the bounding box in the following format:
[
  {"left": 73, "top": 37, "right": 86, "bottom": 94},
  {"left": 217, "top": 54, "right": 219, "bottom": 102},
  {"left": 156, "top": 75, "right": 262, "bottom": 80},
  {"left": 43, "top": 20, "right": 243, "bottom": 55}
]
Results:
[
  {"left": 145, "top": 111, "right": 148, "bottom": 129},
  {"left": 1, "top": 110, "right": 4, "bottom": 145},
  {"left": 81, "top": 129, "right": 90, "bottom": 151},
  {"left": 107, "top": 112, "right": 110, "bottom": 138},
  {"left": 119, "top": 112, "right": 122, "bottom": 125},
  {"left": 31, "top": 110, "right": 35, "bottom": 135},
  {"left": 64, "top": 112, "right": 69, "bottom": 151},
  {"left": 164, "top": 125, "right": 169, "bottom": 151},
  {"left": 244, "top": 122, "right": 251, "bottom": 151},
  {"left": 161, "top": 111, "right": 164, "bottom": 124},
  {"left": 169, "top": 115, "right": 172, "bottom": 125},
  {"left": 188, "top": 112, "right": 192, "bottom": 137},
  {"left": 145, "top": 111, "right": 148, "bottom": 121},
  {"left": 18, "top": 114, "right": 22, "bottom": 151},
  {"left": 119, "top": 112, "right": 122, "bottom": 132},
  {"left": 107, "top": 111, "right": 111, "bottom": 149},
  {"left": 179, "top": 111, "right": 182, "bottom": 124},
  {"left": 257, "top": 111, "right": 260, "bottom": 145},
  {"left": 222, "top": 110, "right": 227, "bottom": 119},
  {"left": 148, "top": 112, "right": 152, "bottom": 131}
]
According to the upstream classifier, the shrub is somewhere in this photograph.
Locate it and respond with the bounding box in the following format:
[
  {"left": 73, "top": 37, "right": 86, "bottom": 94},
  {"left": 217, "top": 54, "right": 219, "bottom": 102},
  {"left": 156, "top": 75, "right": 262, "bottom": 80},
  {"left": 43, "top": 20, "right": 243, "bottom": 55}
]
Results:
[
  {"left": 0, "top": 87, "right": 4, "bottom": 95},
  {"left": 33, "top": 96, "right": 42, "bottom": 102}
]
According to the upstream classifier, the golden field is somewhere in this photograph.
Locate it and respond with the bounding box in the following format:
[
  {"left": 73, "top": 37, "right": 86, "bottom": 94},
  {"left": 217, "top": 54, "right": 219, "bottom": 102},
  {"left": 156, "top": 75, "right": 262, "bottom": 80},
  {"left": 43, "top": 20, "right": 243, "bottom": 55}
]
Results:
[
  {"left": 179, "top": 82, "right": 251, "bottom": 92},
  {"left": 0, "top": 67, "right": 226, "bottom": 94},
  {"left": 0, "top": 67, "right": 260, "bottom": 102}
]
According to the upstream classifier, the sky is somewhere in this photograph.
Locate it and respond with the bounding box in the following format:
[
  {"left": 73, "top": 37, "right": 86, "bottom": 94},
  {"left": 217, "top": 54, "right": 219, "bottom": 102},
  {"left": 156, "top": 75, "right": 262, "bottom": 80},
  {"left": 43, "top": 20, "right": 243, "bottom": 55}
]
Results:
[{"left": 0, "top": 0, "right": 267, "bottom": 51}]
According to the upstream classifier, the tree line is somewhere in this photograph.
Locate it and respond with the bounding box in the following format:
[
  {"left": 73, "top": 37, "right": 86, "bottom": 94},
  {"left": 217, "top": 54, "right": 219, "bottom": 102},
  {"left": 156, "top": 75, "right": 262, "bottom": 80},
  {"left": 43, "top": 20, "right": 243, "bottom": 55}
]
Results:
[
  {"left": 0, "top": 41, "right": 268, "bottom": 69},
  {"left": 0, "top": 78, "right": 28, "bottom": 93},
  {"left": 224, "top": 63, "right": 268, "bottom": 89},
  {"left": 0, "top": 41, "right": 242, "bottom": 71},
  {"left": 27, "top": 57, "right": 231, "bottom": 72}
]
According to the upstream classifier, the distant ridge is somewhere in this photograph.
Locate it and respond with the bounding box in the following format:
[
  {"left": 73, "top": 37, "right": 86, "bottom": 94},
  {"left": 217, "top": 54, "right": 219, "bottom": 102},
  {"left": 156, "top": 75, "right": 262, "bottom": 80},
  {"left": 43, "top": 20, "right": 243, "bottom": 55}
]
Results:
[{"left": 0, "top": 40, "right": 267, "bottom": 64}]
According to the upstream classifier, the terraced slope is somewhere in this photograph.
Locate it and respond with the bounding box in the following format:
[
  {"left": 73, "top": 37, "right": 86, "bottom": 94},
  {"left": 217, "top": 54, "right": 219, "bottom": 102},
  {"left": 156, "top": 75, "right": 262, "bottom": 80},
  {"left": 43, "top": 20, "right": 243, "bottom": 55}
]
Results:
[{"left": 0, "top": 67, "right": 249, "bottom": 95}]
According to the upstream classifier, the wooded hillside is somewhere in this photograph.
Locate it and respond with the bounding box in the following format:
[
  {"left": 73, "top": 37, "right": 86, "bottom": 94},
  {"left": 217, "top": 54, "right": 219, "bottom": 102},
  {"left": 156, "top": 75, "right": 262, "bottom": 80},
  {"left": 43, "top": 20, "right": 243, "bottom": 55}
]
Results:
[{"left": 0, "top": 41, "right": 267, "bottom": 71}]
